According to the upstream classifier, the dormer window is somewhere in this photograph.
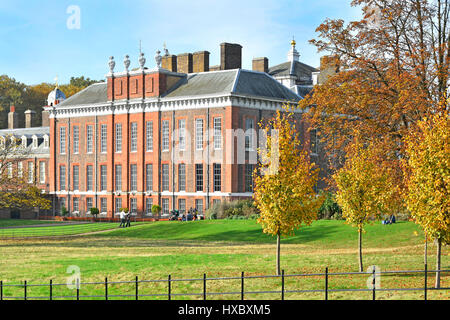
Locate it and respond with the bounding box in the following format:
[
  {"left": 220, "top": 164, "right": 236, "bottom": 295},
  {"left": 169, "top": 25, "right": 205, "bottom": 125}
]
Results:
[
  {"left": 32, "top": 135, "right": 38, "bottom": 148},
  {"left": 22, "top": 136, "right": 27, "bottom": 148},
  {"left": 43, "top": 135, "right": 49, "bottom": 148}
]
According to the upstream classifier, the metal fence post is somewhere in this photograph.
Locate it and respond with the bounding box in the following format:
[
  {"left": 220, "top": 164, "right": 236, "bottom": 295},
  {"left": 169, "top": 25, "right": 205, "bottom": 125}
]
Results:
[
  {"left": 325, "top": 267, "right": 328, "bottom": 301},
  {"left": 1, "top": 280, "right": 3, "bottom": 300},
  {"left": 203, "top": 273, "right": 207, "bottom": 300},
  {"left": 24, "top": 280, "right": 27, "bottom": 300},
  {"left": 281, "top": 270, "right": 285, "bottom": 301},
  {"left": 136, "top": 276, "right": 139, "bottom": 300},
  {"left": 50, "top": 279, "right": 52, "bottom": 300},
  {"left": 168, "top": 275, "right": 171, "bottom": 301},
  {"left": 372, "top": 267, "right": 376, "bottom": 301},
  {"left": 241, "top": 272, "right": 244, "bottom": 301},
  {"left": 76, "top": 278, "right": 80, "bottom": 300},
  {"left": 105, "top": 277, "right": 108, "bottom": 301},
  {"left": 424, "top": 264, "right": 428, "bottom": 301}
]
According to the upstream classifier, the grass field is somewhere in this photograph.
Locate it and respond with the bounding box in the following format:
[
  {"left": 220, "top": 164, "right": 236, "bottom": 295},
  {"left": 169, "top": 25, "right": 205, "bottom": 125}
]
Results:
[
  {"left": 0, "top": 219, "right": 65, "bottom": 228},
  {"left": 0, "top": 221, "right": 148, "bottom": 238},
  {"left": 0, "top": 219, "right": 448, "bottom": 300}
]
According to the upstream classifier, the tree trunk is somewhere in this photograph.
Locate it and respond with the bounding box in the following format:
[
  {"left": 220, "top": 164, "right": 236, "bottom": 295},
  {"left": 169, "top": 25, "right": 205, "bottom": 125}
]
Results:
[
  {"left": 276, "top": 232, "right": 281, "bottom": 276},
  {"left": 424, "top": 233, "right": 428, "bottom": 265},
  {"left": 358, "top": 227, "right": 363, "bottom": 272},
  {"left": 435, "top": 238, "right": 442, "bottom": 289}
]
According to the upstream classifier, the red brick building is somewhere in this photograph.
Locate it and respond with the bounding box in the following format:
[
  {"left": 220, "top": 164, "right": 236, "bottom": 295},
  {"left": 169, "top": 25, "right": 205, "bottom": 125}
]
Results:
[{"left": 44, "top": 42, "right": 326, "bottom": 218}]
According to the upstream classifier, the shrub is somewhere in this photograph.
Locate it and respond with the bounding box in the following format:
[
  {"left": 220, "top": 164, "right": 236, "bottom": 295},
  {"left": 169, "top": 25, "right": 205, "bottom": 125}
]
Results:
[
  {"left": 151, "top": 205, "right": 161, "bottom": 217},
  {"left": 90, "top": 207, "right": 100, "bottom": 217},
  {"left": 61, "top": 206, "right": 68, "bottom": 217},
  {"left": 205, "top": 200, "right": 259, "bottom": 220},
  {"left": 317, "top": 191, "right": 342, "bottom": 220}
]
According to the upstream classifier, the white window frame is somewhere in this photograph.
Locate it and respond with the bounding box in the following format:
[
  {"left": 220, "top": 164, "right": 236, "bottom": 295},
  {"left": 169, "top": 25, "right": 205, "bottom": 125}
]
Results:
[
  {"left": 162, "top": 120, "right": 169, "bottom": 152},
  {"left": 100, "top": 124, "right": 107, "bottom": 153},
  {"left": 86, "top": 125, "right": 93, "bottom": 154},
  {"left": 73, "top": 126, "right": 79, "bottom": 154},
  {"left": 39, "top": 161, "right": 45, "bottom": 184},
  {"left": 115, "top": 123, "right": 122, "bottom": 153},
  {"left": 130, "top": 122, "right": 138, "bottom": 152},
  {"left": 178, "top": 119, "right": 186, "bottom": 151},
  {"left": 59, "top": 127, "right": 66, "bottom": 154},
  {"left": 195, "top": 118, "right": 203, "bottom": 150},
  {"left": 214, "top": 117, "right": 222, "bottom": 150},
  {"left": 146, "top": 121, "right": 153, "bottom": 152}
]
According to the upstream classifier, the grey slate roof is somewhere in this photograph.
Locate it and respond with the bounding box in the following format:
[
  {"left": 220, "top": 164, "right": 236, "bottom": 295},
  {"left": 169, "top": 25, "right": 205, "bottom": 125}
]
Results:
[
  {"left": 58, "top": 82, "right": 107, "bottom": 107},
  {"left": 0, "top": 127, "right": 50, "bottom": 156},
  {"left": 57, "top": 69, "right": 301, "bottom": 108},
  {"left": 164, "top": 69, "right": 301, "bottom": 101},
  {"left": 0, "top": 127, "right": 49, "bottom": 137},
  {"left": 269, "top": 61, "right": 318, "bottom": 85}
]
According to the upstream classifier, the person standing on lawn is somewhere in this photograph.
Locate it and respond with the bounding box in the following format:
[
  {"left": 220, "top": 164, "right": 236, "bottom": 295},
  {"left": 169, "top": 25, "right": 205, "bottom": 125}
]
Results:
[
  {"left": 125, "top": 211, "right": 131, "bottom": 228},
  {"left": 119, "top": 210, "right": 126, "bottom": 228}
]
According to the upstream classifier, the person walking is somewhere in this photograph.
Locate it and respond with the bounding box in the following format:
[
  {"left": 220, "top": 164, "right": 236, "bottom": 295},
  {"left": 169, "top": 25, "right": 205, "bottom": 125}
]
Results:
[
  {"left": 119, "top": 210, "right": 126, "bottom": 228},
  {"left": 125, "top": 211, "right": 131, "bottom": 228}
]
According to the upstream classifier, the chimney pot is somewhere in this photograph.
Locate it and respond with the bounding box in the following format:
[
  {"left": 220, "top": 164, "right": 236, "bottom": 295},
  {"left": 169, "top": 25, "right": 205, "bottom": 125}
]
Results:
[
  {"left": 8, "top": 105, "right": 18, "bottom": 129},
  {"left": 25, "top": 109, "right": 37, "bottom": 128}
]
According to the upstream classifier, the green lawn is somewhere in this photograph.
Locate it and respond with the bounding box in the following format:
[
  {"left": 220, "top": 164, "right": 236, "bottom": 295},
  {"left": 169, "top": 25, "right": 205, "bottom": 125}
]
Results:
[
  {"left": 0, "top": 222, "right": 148, "bottom": 238},
  {"left": 98, "top": 219, "right": 424, "bottom": 248},
  {"left": 0, "top": 219, "right": 64, "bottom": 228},
  {"left": 0, "top": 219, "right": 448, "bottom": 300}
]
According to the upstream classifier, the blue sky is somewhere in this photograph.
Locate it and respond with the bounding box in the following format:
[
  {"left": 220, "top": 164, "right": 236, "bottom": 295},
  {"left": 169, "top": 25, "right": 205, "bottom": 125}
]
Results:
[{"left": 0, "top": 0, "right": 362, "bottom": 85}]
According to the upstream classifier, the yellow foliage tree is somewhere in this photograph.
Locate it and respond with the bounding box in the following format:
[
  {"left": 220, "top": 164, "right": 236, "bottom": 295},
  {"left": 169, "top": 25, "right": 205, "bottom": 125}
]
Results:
[
  {"left": 334, "top": 140, "right": 399, "bottom": 272},
  {"left": 404, "top": 111, "right": 449, "bottom": 288},
  {"left": 254, "top": 108, "right": 322, "bottom": 275}
]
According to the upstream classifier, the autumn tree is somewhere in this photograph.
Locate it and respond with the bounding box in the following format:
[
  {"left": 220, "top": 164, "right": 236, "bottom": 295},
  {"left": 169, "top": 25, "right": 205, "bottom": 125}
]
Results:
[
  {"left": 0, "top": 135, "right": 51, "bottom": 211},
  {"left": 334, "top": 140, "right": 399, "bottom": 272},
  {"left": 300, "top": 0, "right": 450, "bottom": 183},
  {"left": 403, "top": 111, "right": 449, "bottom": 288},
  {"left": 253, "top": 108, "right": 322, "bottom": 275}
]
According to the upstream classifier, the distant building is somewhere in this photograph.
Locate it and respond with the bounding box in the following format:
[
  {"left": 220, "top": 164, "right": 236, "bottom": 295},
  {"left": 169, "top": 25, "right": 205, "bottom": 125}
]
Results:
[{"left": 1, "top": 41, "right": 332, "bottom": 219}]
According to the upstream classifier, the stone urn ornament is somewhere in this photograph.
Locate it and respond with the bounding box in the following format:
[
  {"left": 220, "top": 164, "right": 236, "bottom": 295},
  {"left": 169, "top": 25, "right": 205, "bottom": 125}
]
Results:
[
  {"left": 124, "top": 54, "right": 130, "bottom": 72},
  {"left": 155, "top": 50, "right": 162, "bottom": 69},
  {"left": 108, "top": 56, "right": 115, "bottom": 73},
  {"left": 139, "top": 52, "right": 146, "bottom": 70}
]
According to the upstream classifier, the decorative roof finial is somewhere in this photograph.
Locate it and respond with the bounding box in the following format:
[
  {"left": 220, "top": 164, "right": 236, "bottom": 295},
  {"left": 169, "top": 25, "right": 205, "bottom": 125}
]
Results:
[
  {"left": 108, "top": 56, "right": 116, "bottom": 74},
  {"left": 54, "top": 74, "right": 59, "bottom": 88},
  {"left": 287, "top": 37, "right": 300, "bottom": 62},
  {"left": 139, "top": 52, "right": 146, "bottom": 70},
  {"left": 155, "top": 49, "right": 162, "bottom": 69},
  {"left": 163, "top": 42, "right": 169, "bottom": 56},
  {"left": 124, "top": 54, "right": 130, "bottom": 72}
]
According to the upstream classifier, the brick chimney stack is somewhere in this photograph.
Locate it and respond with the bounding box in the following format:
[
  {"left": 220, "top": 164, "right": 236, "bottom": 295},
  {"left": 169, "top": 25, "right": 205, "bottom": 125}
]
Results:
[
  {"left": 42, "top": 109, "right": 50, "bottom": 127},
  {"left": 318, "top": 55, "right": 340, "bottom": 84},
  {"left": 177, "top": 53, "right": 193, "bottom": 74},
  {"left": 193, "top": 51, "right": 210, "bottom": 73},
  {"left": 220, "top": 43, "right": 242, "bottom": 70},
  {"left": 25, "top": 109, "right": 37, "bottom": 128},
  {"left": 252, "top": 57, "right": 269, "bottom": 73},
  {"left": 162, "top": 54, "right": 178, "bottom": 72},
  {"left": 8, "top": 105, "right": 19, "bottom": 129}
]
